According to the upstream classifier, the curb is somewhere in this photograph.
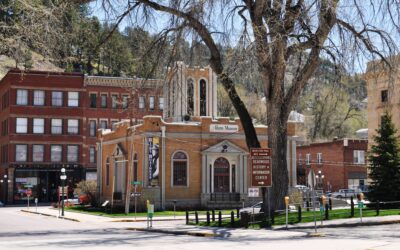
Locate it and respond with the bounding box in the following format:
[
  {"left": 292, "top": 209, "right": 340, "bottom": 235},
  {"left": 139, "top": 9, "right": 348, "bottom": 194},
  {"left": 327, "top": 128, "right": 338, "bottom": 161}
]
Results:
[
  {"left": 125, "top": 227, "right": 219, "bottom": 237},
  {"left": 274, "top": 219, "right": 400, "bottom": 230},
  {"left": 21, "top": 209, "right": 81, "bottom": 222}
]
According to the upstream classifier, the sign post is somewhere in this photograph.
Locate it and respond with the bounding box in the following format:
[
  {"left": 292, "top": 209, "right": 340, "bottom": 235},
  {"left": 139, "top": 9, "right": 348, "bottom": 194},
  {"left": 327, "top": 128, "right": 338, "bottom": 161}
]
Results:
[
  {"left": 131, "top": 181, "right": 142, "bottom": 221},
  {"left": 35, "top": 198, "right": 38, "bottom": 212}
]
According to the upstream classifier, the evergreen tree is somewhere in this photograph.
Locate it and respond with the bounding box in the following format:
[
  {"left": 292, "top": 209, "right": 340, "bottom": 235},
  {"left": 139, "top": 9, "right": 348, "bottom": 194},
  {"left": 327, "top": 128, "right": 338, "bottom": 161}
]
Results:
[{"left": 368, "top": 112, "right": 400, "bottom": 202}]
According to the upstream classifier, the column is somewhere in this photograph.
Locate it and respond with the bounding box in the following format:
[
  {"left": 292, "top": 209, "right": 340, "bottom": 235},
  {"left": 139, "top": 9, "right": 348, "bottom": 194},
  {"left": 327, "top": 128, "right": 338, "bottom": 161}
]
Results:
[
  {"left": 161, "top": 127, "right": 166, "bottom": 209},
  {"left": 202, "top": 155, "right": 206, "bottom": 193},
  {"left": 243, "top": 155, "right": 248, "bottom": 194},
  {"left": 229, "top": 162, "right": 232, "bottom": 193},
  {"left": 211, "top": 163, "right": 214, "bottom": 193},
  {"left": 239, "top": 155, "right": 243, "bottom": 194}
]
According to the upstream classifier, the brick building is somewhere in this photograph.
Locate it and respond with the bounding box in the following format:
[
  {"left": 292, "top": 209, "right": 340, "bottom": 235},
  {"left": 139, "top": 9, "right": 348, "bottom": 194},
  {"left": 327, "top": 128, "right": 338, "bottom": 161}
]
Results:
[
  {"left": 97, "top": 63, "right": 301, "bottom": 210},
  {"left": 297, "top": 139, "right": 368, "bottom": 192},
  {"left": 0, "top": 69, "right": 162, "bottom": 204}
]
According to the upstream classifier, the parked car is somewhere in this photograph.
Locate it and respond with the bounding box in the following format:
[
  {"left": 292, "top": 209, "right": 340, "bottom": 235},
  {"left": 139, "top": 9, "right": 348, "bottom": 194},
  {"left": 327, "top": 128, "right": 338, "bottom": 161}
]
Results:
[
  {"left": 331, "top": 189, "right": 357, "bottom": 199},
  {"left": 62, "top": 195, "right": 80, "bottom": 205},
  {"left": 294, "top": 185, "right": 310, "bottom": 192},
  {"left": 240, "top": 202, "right": 297, "bottom": 214}
]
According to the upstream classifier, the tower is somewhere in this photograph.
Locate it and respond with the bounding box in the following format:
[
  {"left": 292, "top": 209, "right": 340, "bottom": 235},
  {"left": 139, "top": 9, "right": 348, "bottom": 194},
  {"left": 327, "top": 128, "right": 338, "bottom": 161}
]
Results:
[{"left": 164, "top": 62, "right": 217, "bottom": 121}]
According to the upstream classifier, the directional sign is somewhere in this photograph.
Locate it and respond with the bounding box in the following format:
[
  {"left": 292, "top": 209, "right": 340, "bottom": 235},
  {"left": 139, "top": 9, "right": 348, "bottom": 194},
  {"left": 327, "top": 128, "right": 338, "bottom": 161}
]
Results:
[
  {"left": 131, "top": 181, "right": 143, "bottom": 185},
  {"left": 248, "top": 188, "right": 260, "bottom": 197},
  {"left": 26, "top": 189, "right": 32, "bottom": 196},
  {"left": 250, "top": 148, "right": 272, "bottom": 187},
  {"left": 131, "top": 193, "right": 141, "bottom": 197}
]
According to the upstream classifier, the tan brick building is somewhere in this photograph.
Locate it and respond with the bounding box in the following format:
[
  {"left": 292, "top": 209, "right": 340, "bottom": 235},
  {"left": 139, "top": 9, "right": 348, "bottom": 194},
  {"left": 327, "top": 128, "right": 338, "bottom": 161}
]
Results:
[{"left": 97, "top": 63, "right": 301, "bottom": 210}]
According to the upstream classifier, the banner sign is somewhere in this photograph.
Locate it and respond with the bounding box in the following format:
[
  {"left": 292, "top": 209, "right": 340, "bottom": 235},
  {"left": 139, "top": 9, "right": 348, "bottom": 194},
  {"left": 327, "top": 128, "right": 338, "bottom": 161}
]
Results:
[
  {"left": 250, "top": 148, "right": 272, "bottom": 187},
  {"left": 210, "top": 124, "right": 239, "bottom": 133},
  {"left": 148, "top": 137, "right": 160, "bottom": 182}
]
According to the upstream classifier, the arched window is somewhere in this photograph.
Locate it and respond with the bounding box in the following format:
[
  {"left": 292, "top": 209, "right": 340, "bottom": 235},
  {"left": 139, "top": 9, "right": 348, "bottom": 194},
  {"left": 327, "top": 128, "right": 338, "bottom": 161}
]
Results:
[
  {"left": 187, "top": 79, "right": 194, "bottom": 115},
  {"left": 200, "top": 79, "right": 207, "bottom": 116},
  {"left": 172, "top": 151, "right": 188, "bottom": 186}
]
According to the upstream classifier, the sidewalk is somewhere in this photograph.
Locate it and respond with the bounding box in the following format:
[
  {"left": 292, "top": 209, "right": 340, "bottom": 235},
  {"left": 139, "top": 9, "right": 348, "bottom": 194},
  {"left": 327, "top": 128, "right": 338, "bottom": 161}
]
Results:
[{"left": 20, "top": 206, "right": 400, "bottom": 238}]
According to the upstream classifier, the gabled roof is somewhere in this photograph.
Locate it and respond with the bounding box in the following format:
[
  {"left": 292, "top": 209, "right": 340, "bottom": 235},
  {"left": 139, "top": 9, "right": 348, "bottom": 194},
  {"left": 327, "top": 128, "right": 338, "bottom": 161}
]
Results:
[{"left": 202, "top": 140, "right": 248, "bottom": 155}]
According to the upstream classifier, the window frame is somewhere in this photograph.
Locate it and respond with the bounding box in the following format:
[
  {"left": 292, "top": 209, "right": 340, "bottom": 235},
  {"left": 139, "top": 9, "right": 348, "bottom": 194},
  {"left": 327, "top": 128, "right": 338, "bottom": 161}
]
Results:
[
  {"left": 159, "top": 97, "right": 164, "bottom": 110},
  {"left": 32, "top": 144, "right": 45, "bottom": 162},
  {"left": 89, "top": 120, "right": 97, "bottom": 137},
  {"left": 52, "top": 91, "right": 63, "bottom": 106},
  {"left": 316, "top": 153, "right": 322, "bottom": 164},
  {"left": 15, "top": 144, "right": 28, "bottom": 162},
  {"left": 149, "top": 96, "right": 155, "bottom": 110},
  {"left": 306, "top": 153, "right": 311, "bottom": 165},
  {"left": 67, "top": 119, "right": 79, "bottom": 135},
  {"left": 101, "top": 94, "right": 107, "bottom": 108},
  {"left": 16, "top": 89, "right": 28, "bottom": 105},
  {"left": 171, "top": 151, "right": 189, "bottom": 187},
  {"left": 33, "top": 118, "right": 45, "bottom": 134},
  {"left": 122, "top": 95, "right": 129, "bottom": 109},
  {"left": 51, "top": 119, "right": 63, "bottom": 134},
  {"left": 139, "top": 96, "right": 145, "bottom": 109},
  {"left": 353, "top": 150, "right": 365, "bottom": 164},
  {"left": 50, "top": 145, "right": 63, "bottom": 162},
  {"left": 33, "top": 90, "right": 45, "bottom": 106},
  {"left": 67, "top": 145, "right": 79, "bottom": 162},
  {"left": 89, "top": 146, "right": 96, "bottom": 163},
  {"left": 89, "top": 93, "right": 97, "bottom": 108},
  {"left": 68, "top": 91, "right": 79, "bottom": 107},
  {"left": 16, "top": 117, "right": 28, "bottom": 134}
]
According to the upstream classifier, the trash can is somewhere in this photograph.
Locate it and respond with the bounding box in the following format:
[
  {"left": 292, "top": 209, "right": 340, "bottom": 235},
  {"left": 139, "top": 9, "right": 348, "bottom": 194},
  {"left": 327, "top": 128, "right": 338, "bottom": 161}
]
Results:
[{"left": 240, "top": 211, "right": 250, "bottom": 228}]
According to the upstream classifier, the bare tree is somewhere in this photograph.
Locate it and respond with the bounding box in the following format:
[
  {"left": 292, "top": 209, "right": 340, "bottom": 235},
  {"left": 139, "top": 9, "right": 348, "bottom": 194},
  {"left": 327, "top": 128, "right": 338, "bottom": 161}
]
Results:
[{"left": 98, "top": 0, "right": 399, "bottom": 213}]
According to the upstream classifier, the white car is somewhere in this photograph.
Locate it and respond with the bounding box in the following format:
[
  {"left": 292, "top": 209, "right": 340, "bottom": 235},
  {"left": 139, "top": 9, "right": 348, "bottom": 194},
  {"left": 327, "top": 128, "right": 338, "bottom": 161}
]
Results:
[
  {"left": 240, "top": 202, "right": 297, "bottom": 214},
  {"left": 331, "top": 189, "right": 357, "bottom": 199},
  {"left": 0, "top": 201, "right": 4, "bottom": 207}
]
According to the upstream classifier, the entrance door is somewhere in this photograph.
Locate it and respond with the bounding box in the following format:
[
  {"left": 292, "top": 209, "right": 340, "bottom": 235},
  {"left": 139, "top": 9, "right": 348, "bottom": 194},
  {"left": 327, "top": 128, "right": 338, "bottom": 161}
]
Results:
[{"left": 214, "top": 157, "right": 230, "bottom": 192}]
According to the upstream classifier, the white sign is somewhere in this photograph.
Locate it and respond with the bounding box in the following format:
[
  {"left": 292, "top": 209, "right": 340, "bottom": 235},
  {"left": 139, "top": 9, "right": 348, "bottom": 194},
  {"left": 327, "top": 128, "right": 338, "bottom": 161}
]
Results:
[
  {"left": 210, "top": 124, "right": 239, "bottom": 133},
  {"left": 248, "top": 187, "right": 260, "bottom": 197}
]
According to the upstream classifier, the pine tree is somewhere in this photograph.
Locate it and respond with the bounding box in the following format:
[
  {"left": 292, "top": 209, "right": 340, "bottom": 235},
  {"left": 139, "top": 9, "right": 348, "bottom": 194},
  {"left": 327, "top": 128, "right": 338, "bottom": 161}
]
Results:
[{"left": 368, "top": 112, "right": 400, "bottom": 202}]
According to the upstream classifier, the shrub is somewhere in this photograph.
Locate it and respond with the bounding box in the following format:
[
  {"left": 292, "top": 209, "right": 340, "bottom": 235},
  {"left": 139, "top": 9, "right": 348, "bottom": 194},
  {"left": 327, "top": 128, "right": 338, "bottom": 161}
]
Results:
[{"left": 75, "top": 180, "right": 97, "bottom": 206}]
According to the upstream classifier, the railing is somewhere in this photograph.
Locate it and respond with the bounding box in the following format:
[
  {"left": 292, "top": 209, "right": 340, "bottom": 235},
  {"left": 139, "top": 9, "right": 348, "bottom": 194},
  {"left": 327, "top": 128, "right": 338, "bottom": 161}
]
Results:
[{"left": 210, "top": 192, "right": 240, "bottom": 202}]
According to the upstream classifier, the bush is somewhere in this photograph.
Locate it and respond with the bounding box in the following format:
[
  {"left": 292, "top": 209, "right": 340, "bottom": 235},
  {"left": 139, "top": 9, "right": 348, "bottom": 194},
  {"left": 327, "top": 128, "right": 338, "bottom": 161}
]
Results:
[{"left": 75, "top": 180, "right": 97, "bottom": 206}]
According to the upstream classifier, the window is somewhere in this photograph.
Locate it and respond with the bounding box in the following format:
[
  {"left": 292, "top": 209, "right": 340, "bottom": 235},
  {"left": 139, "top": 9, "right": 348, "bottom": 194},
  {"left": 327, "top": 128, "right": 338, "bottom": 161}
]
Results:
[
  {"left": 32, "top": 145, "right": 44, "bottom": 162},
  {"left": 89, "top": 120, "right": 96, "bottom": 137},
  {"left": 133, "top": 153, "right": 138, "bottom": 182},
  {"left": 90, "top": 93, "right": 97, "bottom": 108},
  {"left": 16, "top": 118, "right": 28, "bottom": 134},
  {"left": 51, "top": 145, "right": 62, "bottom": 162},
  {"left": 187, "top": 79, "right": 194, "bottom": 115},
  {"left": 317, "top": 153, "right": 322, "bottom": 164},
  {"left": 1, "top": 119, "right": 8, "bottom": 136},
  {"left": 89, "top": 147, "right": 96, "bottom": 163},
  {"left": 112, "top": 95, "right": 118, "bottom": 109},
  {"left": 1, "top": 145, "right": 8, "bottom": 164},
  {"left": 149, "top": 96, "right": 155, "bottom": 110},
  {"left": 381, "top": 90, "right": 388, "bottom": 102},
  {"left": 68, "top": 92, "right": 79, "bottom": 107},
  {"left": 33, "top": 90, "right": 45, "bottom": 106},
  {"left": 33, "top": 118, "right": 45, "bottom": 134},
  {"left": 139, "top": 96, "right": 145, "bottom": 109},
  {"left": 100, "top": 120, "right": 107, "bottom": 129},
  {"left": 172, "top": 151, "right": 188, "bottom": 186},
  {"left": 122, "top": 95, "right": 129, "bottom": 109},
  {"left": 2, "top": 91, "right": 9, "bottom": 110},
  {"left": 67, "top": 119, "right": 79, "bottom": 135},
  {"left": 200, "top": 79, "right": 207, "bottom": 116},
  {"left": 353, "top": 150, "right": 365, "bottom": 164},
  {"left": 15, "top": 145, "right": 27, "bottom": 162},
  {"left": 306, "top": 153, "right": 311, "bottom": 165},
  {"left": 159, "top": 97, "right": 164, "bottom": 110},
  {"left": 51, "top": 119, "right": 62, "bottom": 134},
  {"left": 52, "top": 91, "right": 63, "bottom": 106},
  {"left": 111, "top": 120, "right": 118, "bottom": 130},
  {"left": 106, "top": 157, "right": 110, "bottom": 186},
  {"left": 101, "top": 94, "right": 107, "bottom": 108},
  {"left": 16, "top": 89, "right": 28, "bottom": 105},
  {"left": 67, "top": 145, "right": 78, "bottom": 162}
]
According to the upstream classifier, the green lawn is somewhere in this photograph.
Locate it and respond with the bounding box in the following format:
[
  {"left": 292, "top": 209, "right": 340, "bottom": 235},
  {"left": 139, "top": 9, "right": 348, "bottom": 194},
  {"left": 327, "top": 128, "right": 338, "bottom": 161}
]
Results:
[{"left": 65, "top": 206, "right": 188, "bottom": 217}]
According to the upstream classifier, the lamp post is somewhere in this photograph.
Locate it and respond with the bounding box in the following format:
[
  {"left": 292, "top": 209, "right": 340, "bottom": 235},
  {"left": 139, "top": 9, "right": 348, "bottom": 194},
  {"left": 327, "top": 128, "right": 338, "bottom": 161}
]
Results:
[
  {"left": 60, "top": 168, "right": 67, "bottom": 217},
  {"left": 1, "top": 174, "right": 11, "bottom": 205},
  {"left": 315, "top": 170, "right": 325, "bottom": 190}
]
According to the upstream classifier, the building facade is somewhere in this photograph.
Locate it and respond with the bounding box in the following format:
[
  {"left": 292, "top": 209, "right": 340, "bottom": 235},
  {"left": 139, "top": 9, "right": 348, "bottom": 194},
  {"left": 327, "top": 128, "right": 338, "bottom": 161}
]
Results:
[
  {"left": 297, "top": 139, "right": 368, "bottom": 192},
  {"left": 0, "top": 69, "right": 162, "bottom": 204},
  {"left": 97, "top": 63, "right": 301, "bottom": 210}
]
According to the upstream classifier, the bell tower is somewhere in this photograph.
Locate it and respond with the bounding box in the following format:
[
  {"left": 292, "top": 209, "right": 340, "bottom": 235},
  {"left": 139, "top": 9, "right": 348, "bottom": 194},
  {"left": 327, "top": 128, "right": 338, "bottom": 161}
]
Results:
[{"left": 164, "top": 61, "right": 217, "bottom": 121}]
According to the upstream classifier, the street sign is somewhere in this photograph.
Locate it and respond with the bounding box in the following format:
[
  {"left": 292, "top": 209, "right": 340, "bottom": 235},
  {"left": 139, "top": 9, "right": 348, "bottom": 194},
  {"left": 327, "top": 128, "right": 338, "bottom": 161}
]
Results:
[
  {"left": 250, "top": 148, "right": 272, "bottom": 187},
  {"left": 131, "top": 181, "right": 143, "bottom": 185},
  {"left": 131, "top": 193, "right": 141, "bottom": 197},
  {"left": 26, "top": 189, "right": 32, "bottom": 196},
  {"left": 58, "top": 186, "right": 69, "bottom": 197},
  {"left": 248, "top": 187, "right": 260, "bottom": 197}
]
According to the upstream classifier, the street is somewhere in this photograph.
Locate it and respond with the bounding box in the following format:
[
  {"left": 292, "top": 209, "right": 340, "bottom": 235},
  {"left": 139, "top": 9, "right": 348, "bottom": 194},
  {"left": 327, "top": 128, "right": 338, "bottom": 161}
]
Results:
[{"left": 0, "top": 207, "right": 400, "bottom": 250}]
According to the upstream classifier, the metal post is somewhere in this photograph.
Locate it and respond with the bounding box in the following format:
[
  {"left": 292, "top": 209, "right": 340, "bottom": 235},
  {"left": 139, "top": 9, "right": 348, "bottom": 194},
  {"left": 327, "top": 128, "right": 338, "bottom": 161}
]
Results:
[
  {"left": 61, "top": 180, "right": 65, "bottom": 217},
  {"left": 285, "top": 204, "right": 288, "bottom": 229},
  {"left": 134, "top": 184, "right": 137, "bottom": 221},
  {"left": 311, "top": 171, "right": 317, "bottom": 233}
]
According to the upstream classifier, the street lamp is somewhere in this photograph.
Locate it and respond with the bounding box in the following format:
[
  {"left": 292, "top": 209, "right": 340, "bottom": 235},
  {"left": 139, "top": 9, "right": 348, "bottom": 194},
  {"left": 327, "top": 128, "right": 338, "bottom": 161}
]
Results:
[
  {"left": 315, "top": 170, "right": 325, "bottom": 190},
  {"left": 1, "top": 174, "right": 11, "bottom": 205},
  {"left": 60, "top": 168, "right": 67, "bottom": 216}
]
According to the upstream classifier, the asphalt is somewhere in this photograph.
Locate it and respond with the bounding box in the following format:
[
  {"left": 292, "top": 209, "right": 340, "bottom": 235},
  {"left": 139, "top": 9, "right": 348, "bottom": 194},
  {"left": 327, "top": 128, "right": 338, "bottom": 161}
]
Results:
[{"left": 19, "top": 206, "right": 400, "bottom": 238}]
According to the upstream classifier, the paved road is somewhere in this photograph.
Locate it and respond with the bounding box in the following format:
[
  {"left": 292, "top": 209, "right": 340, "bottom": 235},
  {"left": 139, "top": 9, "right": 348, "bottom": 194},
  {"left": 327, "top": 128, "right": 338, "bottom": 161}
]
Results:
[{"left": 1, "top": 207, "right": 400, "bottom": 250}]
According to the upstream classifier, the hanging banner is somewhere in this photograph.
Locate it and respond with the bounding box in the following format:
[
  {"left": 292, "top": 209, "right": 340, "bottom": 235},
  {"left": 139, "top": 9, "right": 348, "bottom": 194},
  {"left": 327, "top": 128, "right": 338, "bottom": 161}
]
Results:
[{"left": 148, "top": 137, "right": 160, "bottom": 182}]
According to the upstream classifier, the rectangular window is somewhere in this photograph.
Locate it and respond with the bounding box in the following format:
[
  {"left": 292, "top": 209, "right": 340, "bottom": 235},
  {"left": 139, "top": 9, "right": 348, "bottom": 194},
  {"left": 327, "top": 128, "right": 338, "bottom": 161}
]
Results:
[
  {"left": 67, "top": 145, "right": 78, "bottom": 162},
  {"left": 149, "top": 96, "right": 155, "bottom": 110},
  {"left": 16, "top": 89, "right": 28, "bottom": 105},
  {"left": 68, "top": 92, "right": 79, "bottom": 107},
  {"left": 306, "top": 154, "right": 311, "bottom": 165},
  {"left": 33, "top": 118, "right": 45, "bottom": 134},
  {"left": 32, "top": 145, "right": 44, "bottom": 162},
  {"left": 15, "top": 144, "right": 27, "bottom": 162},
  {"left": 89, "top": 120, "right": 96, "bottom": 137},
  {"left": 101, "top": 94, "right": 107, "bottom": 108},
  {"left": 317, "top": 153, "right": 322, "bottom": 164},
  {"left": 100, "top": 120, "right": 107, "bottom": 129},
  {"left": 89, "top": 147, "right": 96, "bottom": 163},
  {"left": 16, "top": 118, "right": 28, "bottom": 134},
  {"left": 139, "top": 96, "right": 145, "bottom": 109},
  {"left": 381, "top": 90, "right": 388, "bottom": 102},
  {"left": 1, "top": 145, "right": 8, "bottom": 163},
  {"left": 2, "top": 91, "right": 9, "bottom": 110},
  {"left": 51, "top": 119, "right": 62, "bottom": 134},
  {"left": 159, "top": 97, "right": 164, "bottom": 110},
  {"left": 52, "top": 91, "right": 63, "bottom": 106},
  {"left": 51, "top": 145, "right": 62, "bottom": 162},
  {"left": 33, "top": 90, "right": 45, "bottom": 106},
  {"left": 67, "top": 119, "right": 79, "bottom": 135},
  {"left": 90, "top": 93, "right": 97, "bottom": 108},
  {"left": 122, "top": 95, "right": 129, "bottom": 109},
  {"left": 112, "top": 95, "right": 118, "bottom": 109},
  {"left": 1, "top": 119, "right": 8, "bottom": 136},
  {"left": 353, "top": 150, "right": 365, "bottom": 164},
  {"left": 173, "top": 162, "right": 187, "bottom": 186}
]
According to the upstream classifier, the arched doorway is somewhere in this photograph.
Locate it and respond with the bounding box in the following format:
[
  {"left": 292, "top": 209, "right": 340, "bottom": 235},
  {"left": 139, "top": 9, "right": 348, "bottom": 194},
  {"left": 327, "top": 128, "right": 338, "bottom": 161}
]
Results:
[{"left": 214, "top": 157, "right": 230, "bottom": 192}]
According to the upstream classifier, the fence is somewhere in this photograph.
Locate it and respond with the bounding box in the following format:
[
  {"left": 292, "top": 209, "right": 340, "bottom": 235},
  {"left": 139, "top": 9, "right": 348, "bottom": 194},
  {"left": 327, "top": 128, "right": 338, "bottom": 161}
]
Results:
[{"left": 186, "top": 209, "right": 240, "bottom": 227}]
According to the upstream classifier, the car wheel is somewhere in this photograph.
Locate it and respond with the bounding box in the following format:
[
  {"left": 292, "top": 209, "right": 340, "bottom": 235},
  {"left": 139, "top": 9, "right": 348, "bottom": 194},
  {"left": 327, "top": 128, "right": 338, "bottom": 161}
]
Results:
[{"left": 337, "top": 195, "right": 342, "bottom": 199}]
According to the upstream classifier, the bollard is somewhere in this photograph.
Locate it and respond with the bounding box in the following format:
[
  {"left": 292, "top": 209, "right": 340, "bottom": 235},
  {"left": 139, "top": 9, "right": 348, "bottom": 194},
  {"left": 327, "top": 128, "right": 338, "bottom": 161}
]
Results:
[
  {"left": 212, "top": 209, "right": 215, "bottom": 221},
  {"left": 306, "top": 200, "right": 310, "bottom": 212},
  {"left": 218, "top": 211, "right": 222, "bottom": 227},
  {"left": 231, "top": 211, "right": 235, "bottom": 226},
  {"left": 351, "top": 197, "right": 354, "bottom": 217},
  {"left": 376, "top": 200, "right": 380, "bottom": 216},
  {"left": 329, "top": 198, "right": 332, "bottom": 210},
  {"left": 297, "top": 206, "right": 302, "bottom": 222},
  {"left": 186, "top": 211, "right": 189, "bottom": 224},
  {"left": 236, "top": 208, "right": 240, "bottom": 218},
  {"left": 195, "top": 211, "right": 199, "bottom": 224},
  {"left": 206, "top": 211, "right": 210, "bottom": 225},
  {"left": 325, "top": 204, "right": 329, "bottom": 220}
]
